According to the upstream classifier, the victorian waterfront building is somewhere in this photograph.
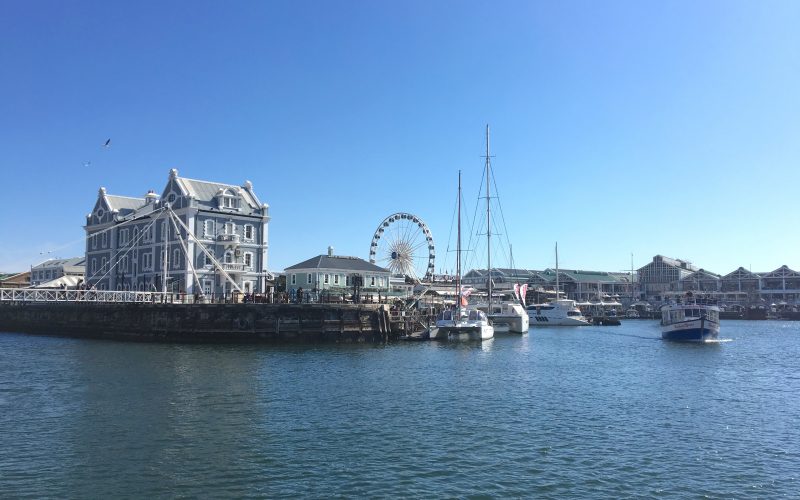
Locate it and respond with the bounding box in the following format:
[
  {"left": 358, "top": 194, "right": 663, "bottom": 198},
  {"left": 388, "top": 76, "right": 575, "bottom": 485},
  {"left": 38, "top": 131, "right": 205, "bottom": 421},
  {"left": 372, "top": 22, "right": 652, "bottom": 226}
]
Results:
[
  {"left": 84, "top": 169, "right": 270, "bottom": 296},
  {"left": 284, "top": 247, "right": 393, "bottom": 301}
]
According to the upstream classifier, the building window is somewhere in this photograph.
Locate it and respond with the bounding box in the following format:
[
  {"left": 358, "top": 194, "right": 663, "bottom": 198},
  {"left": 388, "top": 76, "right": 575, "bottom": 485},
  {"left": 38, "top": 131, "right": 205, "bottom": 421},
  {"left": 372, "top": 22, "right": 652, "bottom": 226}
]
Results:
[
  {"left": 204, "top": 250, "right": 215, "bottom": 267},
  {"left": 370, "top": 276, "right": 376, "bottom": 286},
  {"left": 291, "top": 274, "right": 296, "bottom": 285},
  {"left": 120, "top": 229, "right": 129, "bottom": 246},
  {"left": 224, "top": 221, "right": 236, "bottom": 235},
  {"left": 161, "top": 221, "right": 168, "bottom": 241},
  {"left": 133, "top": 227, "right": 139, "bottom": 242},
  {"left": 102, "top": 232, "right": 107, "bottom": 248},
  {"left": 217, "top": 189, "right": 239, "bottom": 210},
  {"left": 307, "top": 274, "right": 312, "bottom": 285},
  {"left": 143, "top": 252, "right": 153, "bottom": 271},
  {"left": 244, "top": 252, "right": 253, "bottom": 268},
  {"left": 204, "top": 220, "right": 214, "bottom": 238},
  {"left": 224, "top": 251, "right": 233, "bottom": 264},
  {"left": 334, "top": 275, "right": 339, "bottom": 285},
  {"left": 173, "top": 249, "right": 181, "bottom": 269},
  {"left": 101, "top": 257, "right": 107, "bottom": 272},
  {"left": 144, "top": 226, "right": 152, "bottom": 243},
  {"left": 346, "top": 276, "right": 350, "bottom": 286},
  {"left": 244, "top": 224, "right": 254, "bottom": 240},
  {"left": 324, "top": 274, "right": 329, "bottom": 284},
  {"left": 91, "top": 234, "right": 97, "bottom": 249}
]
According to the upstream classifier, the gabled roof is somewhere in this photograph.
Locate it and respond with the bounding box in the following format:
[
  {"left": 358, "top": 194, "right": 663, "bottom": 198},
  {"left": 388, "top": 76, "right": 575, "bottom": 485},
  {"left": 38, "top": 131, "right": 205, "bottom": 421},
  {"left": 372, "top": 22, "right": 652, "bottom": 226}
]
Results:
[
  {"left": 722, "top": 267, "right": 760, "bottom": 280},
  {"left": 681, "top": 269, "right": 721, "bottom": 281},
  {"left": 32, "top": 257, "right": 86, "bottom": 270},
  {"left": 106, "top": 195, "right": 146, "bottom": 213},
  {"left": 176, "top": 176, "right": 261, "bottom": 209},
  {"left": 285, "top": 255, "right": 390, "bottom": 273},
  {"left": 761, "top": 265, "right": 800, "bottom": 279}
]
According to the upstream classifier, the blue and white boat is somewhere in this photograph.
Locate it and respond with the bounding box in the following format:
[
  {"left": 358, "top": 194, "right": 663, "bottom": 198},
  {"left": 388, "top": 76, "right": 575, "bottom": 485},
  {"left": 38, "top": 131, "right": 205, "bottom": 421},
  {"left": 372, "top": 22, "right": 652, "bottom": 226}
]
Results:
[{"left": 660, "top": 293, "right": 720, "bottom": 342}]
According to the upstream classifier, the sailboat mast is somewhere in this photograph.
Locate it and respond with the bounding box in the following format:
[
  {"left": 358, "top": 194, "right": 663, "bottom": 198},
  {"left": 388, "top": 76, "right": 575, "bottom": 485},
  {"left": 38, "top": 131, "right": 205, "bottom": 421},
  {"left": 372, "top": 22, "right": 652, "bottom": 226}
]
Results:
[
  {"left": 457, "top": 170, "right": 462, "bottom": 314},
  {"left": 555, "top": 242, "right": 559, "bottom": 300},
  {"left": 485, "top": 124, "right": 492, "bottom": 307}
]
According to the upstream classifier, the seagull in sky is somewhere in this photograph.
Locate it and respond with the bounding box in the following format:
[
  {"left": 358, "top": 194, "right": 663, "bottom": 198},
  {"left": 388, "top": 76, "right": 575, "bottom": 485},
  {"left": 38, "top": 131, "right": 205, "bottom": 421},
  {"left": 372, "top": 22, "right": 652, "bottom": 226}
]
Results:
[{"left": 103, "top": 138, "right": 111, "bottom": 148}]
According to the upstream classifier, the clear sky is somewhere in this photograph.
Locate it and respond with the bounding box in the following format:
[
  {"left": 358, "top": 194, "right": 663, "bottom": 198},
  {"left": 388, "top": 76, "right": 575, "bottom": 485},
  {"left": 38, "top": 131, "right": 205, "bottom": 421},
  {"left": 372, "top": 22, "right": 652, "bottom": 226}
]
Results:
[{"left": 1, "top": 0, "right": 798, "bottom": 276}]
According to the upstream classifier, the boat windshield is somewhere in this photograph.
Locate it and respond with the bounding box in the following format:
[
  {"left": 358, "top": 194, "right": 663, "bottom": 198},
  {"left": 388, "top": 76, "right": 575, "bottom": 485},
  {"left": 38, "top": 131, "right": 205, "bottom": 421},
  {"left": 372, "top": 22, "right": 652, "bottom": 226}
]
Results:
[
  {"left": 439, "top": 310, "right": 453, "bottom": 321},
  {"left": 567, "top": 310, "right": 582, "bottom": 317}
]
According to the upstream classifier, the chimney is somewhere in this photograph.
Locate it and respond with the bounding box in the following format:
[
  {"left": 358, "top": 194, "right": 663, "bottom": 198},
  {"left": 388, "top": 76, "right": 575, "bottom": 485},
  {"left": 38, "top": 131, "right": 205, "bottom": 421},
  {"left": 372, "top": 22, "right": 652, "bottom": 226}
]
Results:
[{"left": 327, "top": 246, "right": 334, "bottom": 257}]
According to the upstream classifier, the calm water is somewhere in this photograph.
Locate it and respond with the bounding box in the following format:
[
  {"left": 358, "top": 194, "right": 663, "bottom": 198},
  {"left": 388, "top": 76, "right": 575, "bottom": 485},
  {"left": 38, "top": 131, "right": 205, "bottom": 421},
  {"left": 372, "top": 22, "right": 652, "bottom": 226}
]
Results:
[{"left": 1, "top": 320, "right": 798, "bottom": 498}]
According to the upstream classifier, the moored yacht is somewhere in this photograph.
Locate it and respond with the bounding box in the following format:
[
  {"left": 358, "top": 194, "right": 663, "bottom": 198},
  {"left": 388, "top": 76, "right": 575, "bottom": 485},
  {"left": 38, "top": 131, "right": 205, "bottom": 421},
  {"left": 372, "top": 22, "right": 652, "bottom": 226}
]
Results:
[
  {"left": 527, "top": 298, "right": 590, "bottom": 326},
  {"left": 432, "top": 307, "right": 494, "bottom": 341},
  {"left": 476, "top": 298, "right": 529, "bottom": 333}
]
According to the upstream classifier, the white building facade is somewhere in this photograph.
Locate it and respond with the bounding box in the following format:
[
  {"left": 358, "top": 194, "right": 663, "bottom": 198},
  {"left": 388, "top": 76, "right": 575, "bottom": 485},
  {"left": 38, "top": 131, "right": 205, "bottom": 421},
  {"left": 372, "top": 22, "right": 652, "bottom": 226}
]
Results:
[{"left": 84, "top": 169, "right": 270, "bottom": 297}]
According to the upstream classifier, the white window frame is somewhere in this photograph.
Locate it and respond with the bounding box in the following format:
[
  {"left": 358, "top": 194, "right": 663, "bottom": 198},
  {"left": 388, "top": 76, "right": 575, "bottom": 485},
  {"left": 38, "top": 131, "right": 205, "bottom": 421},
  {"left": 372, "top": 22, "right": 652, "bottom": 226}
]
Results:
[
  {"left": 91, "top": 234, "right": 97, "bottom": 249},
  {"left": 334, "top": 274, "right": 339, "bottom": 285},
  {"left": 244, "top": 224, "right": 254, "bottom": 241},
  {"left": 224, "top": 221, "right": 236, "bottom": 235},
  {"left": 370, "top": 276, "right": 376, "bottom": 286},
  {"left": 291, "top": 274, "right": 296, "bottom": 285},
  {"left": 203, "top": 250, "right": 215, "bottom": 267},
  {"left": 204, "top": 220, "right": 214, "bottom": 238},
  {"left": 143, "top": 252, "right": 153, "bottom": 271},
  {"left": 324, "top": 274, "right": 329, "bottom": 284},
  {"left": 133, "top": 227, "right": 139, "bottom": 242},
  {"left": 102, "top": 232, "right": 107, "bottom": 248},
  {"left": 307, "top": 274, "right": 312, "bottom": 285},
  {"left": 120, "top": 229, "right": 129, "bottom": 246},
  {"left": 91, "top": 259, "right": 97, "bottom": 274},
  {"left": 224, "top": 251, "right": 233, "bottom": 264},
  {"left": 172, "top": 248, "right": 181, "bottom": 269},
  {"left": 244, "top": 252, "right": 253, "bottom": 269},
  {"left": 101, "top": 257, "right": 107, "bottom": 272}
]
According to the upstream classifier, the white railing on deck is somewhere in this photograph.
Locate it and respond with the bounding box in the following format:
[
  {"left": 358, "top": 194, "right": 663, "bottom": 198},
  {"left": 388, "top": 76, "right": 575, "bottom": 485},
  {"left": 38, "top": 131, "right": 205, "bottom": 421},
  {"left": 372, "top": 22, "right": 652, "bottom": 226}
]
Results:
[{"left": 0, "top": 288, "right": 169, "bottom": 303}]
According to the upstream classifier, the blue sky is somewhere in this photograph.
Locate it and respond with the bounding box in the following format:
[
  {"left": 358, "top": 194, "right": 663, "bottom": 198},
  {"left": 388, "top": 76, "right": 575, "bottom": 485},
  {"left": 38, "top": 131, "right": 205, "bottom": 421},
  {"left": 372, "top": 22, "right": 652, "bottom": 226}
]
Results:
[{"left": 1, "top": 0, "right": 798, "bottom": 276}]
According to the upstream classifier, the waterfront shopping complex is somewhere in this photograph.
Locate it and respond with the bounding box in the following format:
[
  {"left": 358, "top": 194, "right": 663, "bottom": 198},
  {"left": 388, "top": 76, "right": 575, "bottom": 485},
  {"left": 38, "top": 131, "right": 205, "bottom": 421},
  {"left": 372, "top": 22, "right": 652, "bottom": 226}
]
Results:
[{"left": 1, "top": 171, "right": 797, "bottom": 309}]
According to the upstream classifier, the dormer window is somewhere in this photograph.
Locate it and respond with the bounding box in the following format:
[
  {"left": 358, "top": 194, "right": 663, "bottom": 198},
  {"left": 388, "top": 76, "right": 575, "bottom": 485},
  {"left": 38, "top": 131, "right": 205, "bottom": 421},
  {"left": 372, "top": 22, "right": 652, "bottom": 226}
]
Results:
[
  {"left": 166, "top": 193, "right": 177, "bottom": 204},
  {"left": 216, "top": 189, "right": 239, "bottom": 210}
]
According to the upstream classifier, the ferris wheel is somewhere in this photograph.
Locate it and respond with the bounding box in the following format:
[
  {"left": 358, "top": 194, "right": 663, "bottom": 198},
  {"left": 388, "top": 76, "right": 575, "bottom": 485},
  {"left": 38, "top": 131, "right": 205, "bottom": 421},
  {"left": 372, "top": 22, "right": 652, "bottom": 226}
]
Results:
[{"left": 369, "top": 212, "right": 435, "bottom": 281}]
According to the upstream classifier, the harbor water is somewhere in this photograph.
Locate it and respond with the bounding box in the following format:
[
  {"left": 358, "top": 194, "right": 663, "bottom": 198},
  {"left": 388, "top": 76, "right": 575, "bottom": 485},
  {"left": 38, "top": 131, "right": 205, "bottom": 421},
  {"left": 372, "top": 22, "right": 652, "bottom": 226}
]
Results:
[{"left": 1, "top": 320, "right": 798, "bottom": 497}]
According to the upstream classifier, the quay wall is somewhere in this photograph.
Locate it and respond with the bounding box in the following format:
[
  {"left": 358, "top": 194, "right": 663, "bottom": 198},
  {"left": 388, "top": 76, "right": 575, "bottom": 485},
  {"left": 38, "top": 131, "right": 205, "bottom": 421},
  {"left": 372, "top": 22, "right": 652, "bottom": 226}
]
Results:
[{"left": 0, "top": 302, "right": 394, "bottom": 343}]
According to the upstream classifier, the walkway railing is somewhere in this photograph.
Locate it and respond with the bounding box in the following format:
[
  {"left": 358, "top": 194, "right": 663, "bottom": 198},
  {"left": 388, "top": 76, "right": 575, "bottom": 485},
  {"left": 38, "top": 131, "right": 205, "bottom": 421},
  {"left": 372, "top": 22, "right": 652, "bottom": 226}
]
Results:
[{"left": 0, "top": 288, "right": 168, "bottom": 303}]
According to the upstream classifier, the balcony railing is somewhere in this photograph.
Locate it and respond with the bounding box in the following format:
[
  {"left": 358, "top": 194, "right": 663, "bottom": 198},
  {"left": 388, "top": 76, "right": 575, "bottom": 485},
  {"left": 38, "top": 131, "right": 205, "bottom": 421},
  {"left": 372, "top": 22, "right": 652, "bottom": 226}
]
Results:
[
  {"left": 217, "top": 234, "right": 240, "bottom": 244},
  {"left": 222, "top": 263, "right": 245, "bottom": 272}
]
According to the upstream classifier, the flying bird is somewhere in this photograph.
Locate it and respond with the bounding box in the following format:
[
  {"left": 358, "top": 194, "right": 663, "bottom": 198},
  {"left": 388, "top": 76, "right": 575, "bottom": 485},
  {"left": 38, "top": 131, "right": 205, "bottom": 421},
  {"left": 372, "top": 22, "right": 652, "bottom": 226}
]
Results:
[{"left": 103, "top": 139, "right": 111, "bottom": 148}]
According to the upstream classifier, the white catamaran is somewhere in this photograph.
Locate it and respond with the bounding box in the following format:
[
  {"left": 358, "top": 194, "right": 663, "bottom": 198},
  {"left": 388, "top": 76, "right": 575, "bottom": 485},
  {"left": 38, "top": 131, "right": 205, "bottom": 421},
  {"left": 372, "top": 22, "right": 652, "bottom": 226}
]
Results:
[{"left": 431, "top": 170, "right": 494, "bottom": 341}]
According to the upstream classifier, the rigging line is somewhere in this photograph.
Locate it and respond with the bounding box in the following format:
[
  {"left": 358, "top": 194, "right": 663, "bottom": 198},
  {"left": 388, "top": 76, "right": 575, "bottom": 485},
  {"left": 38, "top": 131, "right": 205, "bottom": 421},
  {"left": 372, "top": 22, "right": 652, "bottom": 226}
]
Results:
[
  {"left": 168, "top": 209, "right": 242, "bottom": 293},
  {"left": 84, "top": 209, "right": 166, "bottom": 283},
  {"left": 86, "top": 206, "right": 168, "bottom": 239},
  {"left": 489, "top": 163, "right": 514, "bottom": 264},
  {"left": 167, "top": 209, "right": 203, "bottom": 295},
  {"left": 87, "top": 209, "right": 167, "bottom": 285},
  {"left": 94, "top": 209, "right": 168, "bottom": 280}
]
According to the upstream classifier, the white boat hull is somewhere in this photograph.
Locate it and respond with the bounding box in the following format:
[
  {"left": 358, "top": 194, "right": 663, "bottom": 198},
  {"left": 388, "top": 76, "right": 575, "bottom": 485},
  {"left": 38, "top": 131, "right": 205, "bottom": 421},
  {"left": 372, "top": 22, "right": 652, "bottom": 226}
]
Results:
[
  {"left": 528, "top": 315, "right": 590, "bottom": 326},
  {"left": 489, "top": 313, "right": 529, "bottom": 333},
  {"left": 431, "top": 323, "right": 494, "bottom": 341}
]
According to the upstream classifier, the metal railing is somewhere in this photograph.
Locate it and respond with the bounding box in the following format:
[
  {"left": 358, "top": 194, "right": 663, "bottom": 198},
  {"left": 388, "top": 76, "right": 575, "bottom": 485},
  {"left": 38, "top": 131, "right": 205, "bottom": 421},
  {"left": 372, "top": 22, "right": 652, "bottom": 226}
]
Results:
[{"left": 0, "top": 288, "right": 173, "bottom": 303}]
